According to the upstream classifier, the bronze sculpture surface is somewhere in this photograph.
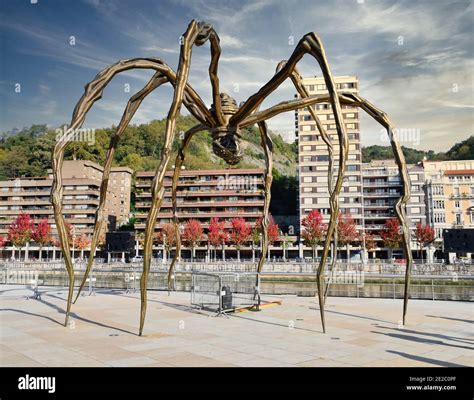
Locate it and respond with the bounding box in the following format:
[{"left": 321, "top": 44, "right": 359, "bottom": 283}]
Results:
[{"left": 51, "top": 20, "right": 412, "bottom": 336}]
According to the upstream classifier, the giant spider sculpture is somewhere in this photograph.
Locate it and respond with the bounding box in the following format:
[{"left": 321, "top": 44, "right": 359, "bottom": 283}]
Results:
[{"left": 51, "top": 20, "right": 412, "bottom": 336}]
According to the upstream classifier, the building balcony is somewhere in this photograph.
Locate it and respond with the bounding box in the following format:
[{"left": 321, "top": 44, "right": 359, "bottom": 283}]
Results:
[
  {"left": 136, "top": 178, "right": 265, "bottom": 187},
  {"left": 364, "top": 224, "right": 386, "bottom": 230},
  {"left": 362, "top": 181, "right": 401, "bottom": 187},
  {"left": 0, "top": 189, "right": 51, "bottom": 196},
  {"left": 363, "top": 192, "right": 400, "bottom": 197},
  {"left": 134, "top": 220, "right": 260, "bottom": 230},
  {"left": 135, "top": 200, "right": 264, "bottom": 209},
  {"left": 450, "top": 193, "right": 474, "bottom": 200},
  {"left": 135, "top": 189, "right": 263, "bottom": 198},
  {"left": 134, "top": 210, "right": 262, "bottom": 219},
  {"left": 0, "top": 199, "right": 51, "bottom": 206},
  {"left": 364, "top": 203, "right": 393, "bottom": 209},
  {"left": 364, "top": 213, "right": 395, "bottom": 219}
]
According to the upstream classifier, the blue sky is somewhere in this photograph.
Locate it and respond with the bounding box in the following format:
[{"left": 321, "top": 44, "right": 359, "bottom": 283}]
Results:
[{"left": 0, "top": 0, "right": 472, "bottom": 151}]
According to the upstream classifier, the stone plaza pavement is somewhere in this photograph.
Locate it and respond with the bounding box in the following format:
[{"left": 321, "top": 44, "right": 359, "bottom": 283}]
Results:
[{"left": 0, "top": 285, "right": 473, "bottom": 367}]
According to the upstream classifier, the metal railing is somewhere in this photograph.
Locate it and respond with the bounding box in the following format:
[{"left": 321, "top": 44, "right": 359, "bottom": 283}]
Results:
[{"left": 1, "top": 260, "right": 472, "bottom": 276}]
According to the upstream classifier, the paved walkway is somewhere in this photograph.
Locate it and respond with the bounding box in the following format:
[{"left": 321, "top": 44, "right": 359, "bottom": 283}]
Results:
[{"left": 1, "top": 285, "right": 472, "bottom": 367}]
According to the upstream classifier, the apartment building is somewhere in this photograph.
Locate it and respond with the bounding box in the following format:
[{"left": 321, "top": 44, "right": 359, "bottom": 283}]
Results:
[
  {"left": 424, "top": 160, "right": 474, "bottom": 244},
  {"left": 362, "top": 160, "right": 426, "bottom": 256},
  {"left": 296, "top": 76, "right": 363, "bottom": 234},
  {"left": 0, "top": 160, "right": 132, "bottom": 238},
  {"left": 134, "top": 168, "right": 265, "bottom": 233}
]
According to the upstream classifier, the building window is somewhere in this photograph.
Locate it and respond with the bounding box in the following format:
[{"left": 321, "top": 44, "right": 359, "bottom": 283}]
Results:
[
  {"left": 455, "top": 213, "right": 462, "bottom": 225},
  {"left": 454, "top": 200, "right": 460, "bottom": 209},
  {"left": 316, "top": 155, "right": 329, "bottom": 162}
]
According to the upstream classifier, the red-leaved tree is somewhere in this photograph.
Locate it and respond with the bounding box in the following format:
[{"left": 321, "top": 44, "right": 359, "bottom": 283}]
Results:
[
  {"left": 230, "top": 217, "right": 251, "bottom": 261},
  {"left": 182, "top": 219, "right": 203, "bottom": 261},
  {"left": 64, "top": 222, "right": 74, "bottom": 247},
  {"left": 254, "top": 215, "right": 280, "bottom": 260},
  {"left": 208, "top": 218, "right": 227, "bottom": 261},
  {"left": 32, "top": 219, "right": 52, "bottom": 261},
  {"left": 0, "top": 235, "right": 5, "bottom": 260},
  {"left": 155, "top": 223, "right": 178, "bottom": 260},
  {"left": 381, "top": 218, "right": 402, "bottom": 261},
  {"left": 7, "top": 213, "right": 33, "bottom": 261},
  {"left": 301, "top": 210, "right": 326, "bottom": 260},
  {"left": 267, "top": 215, "right": 280, "bottom": 246},
  {"left": 414, "top": 223, "right": 435, "bottom": 264},
  {"left": 74, "top": 234, "right": 91, "bottom": 259},
  {"left": 364, "top": 232, "right": 377, "bottom": 259},
  {"left": 337, "top": 212, "right": 359, "bottom": 262}
]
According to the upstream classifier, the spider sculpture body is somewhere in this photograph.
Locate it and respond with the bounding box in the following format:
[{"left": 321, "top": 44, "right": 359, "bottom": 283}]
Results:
[{"left": 51, "top": 20, "right": 412, "bottom": 336}]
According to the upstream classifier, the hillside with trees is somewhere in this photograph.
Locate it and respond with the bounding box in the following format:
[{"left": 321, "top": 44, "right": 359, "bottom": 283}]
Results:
[
  {"left": 0, "top": 117, "right": 297, "bottom": 180},
  {"left": 362, "top": 136, "right": 473, "bottom": 163}
]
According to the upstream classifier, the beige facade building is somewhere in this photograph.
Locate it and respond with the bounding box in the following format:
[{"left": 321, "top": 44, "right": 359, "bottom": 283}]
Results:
[
  {"left": 362, "top": 160, "right": 427, "bottom": 256},
  {"left": 0, "top": 160, "right": 132, "bottom": 239},
  {"left": 423, "top": 160, "right": 474, "bottom": 244},
  {"left": 297, "top": 76, "right": 363, "bottom": 234}
]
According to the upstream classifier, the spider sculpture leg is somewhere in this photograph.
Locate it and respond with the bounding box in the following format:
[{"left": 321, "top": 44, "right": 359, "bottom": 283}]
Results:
[
  {"left": 51, "top": 57, "right": 211, "bottom": 326},
  {"left": 73, "top": 70, "right": 212, "bottom": 302},
  {"left": 139, "top": 20, "right": 205, "bottom": 336},
  {"left": 73, "top": 73, "right": 168, "bottom": 303},
  {"left": 241, "top": 92, "right": 412, "bottom": 327},
  {"left": 139, "top": 20, "right": 226, "bottom": 334},
  {"left": 340, "top": 93, "right": 413, "bottom": 325},
  {"left": 167, "top": 124, "right": 207, "bottom": 291},
  {"left": 255, "top": 121, "right": 273, "bottom": 273},
  {"left": 57, "top": 19, "right": 221, "bottom": 332},
  {"left": 283, "top": 63, "right": 340, "bottom": 300},
  {"left": 234, "top": 33, "right": 348, "bottom": 333}
]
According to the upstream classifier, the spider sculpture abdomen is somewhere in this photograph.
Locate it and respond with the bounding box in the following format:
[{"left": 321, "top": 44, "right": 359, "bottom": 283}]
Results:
[{"left": 210, "top": 93, "right": 243, "bottom": 165}]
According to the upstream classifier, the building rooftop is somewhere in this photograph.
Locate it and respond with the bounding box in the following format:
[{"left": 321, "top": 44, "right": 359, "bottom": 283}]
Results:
[{"left": 444, "top": 169, "right": 474, "bottom": 175}]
